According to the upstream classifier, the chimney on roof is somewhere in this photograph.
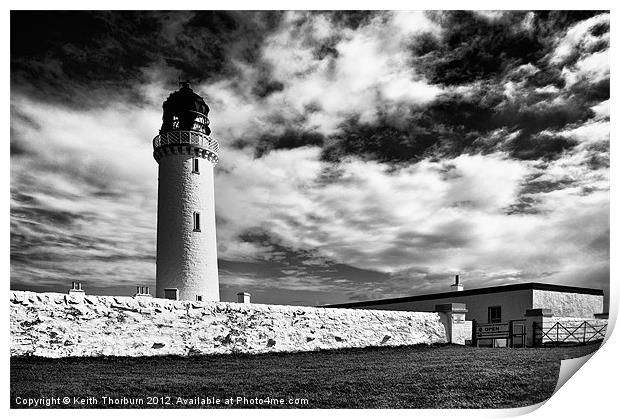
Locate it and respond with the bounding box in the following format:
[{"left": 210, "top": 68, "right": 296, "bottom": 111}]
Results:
[
  {"left": 237, "top": 292, "right": 251, "bottom": 304},
  {"left": 451, "top": 274, "right": 464, "bottom": 292},
  {"left": 68, "top": 282, "right": 85, "bottom": 297},
  {"left": 134, "top": 285, "right": 152, "bottom": 298}
]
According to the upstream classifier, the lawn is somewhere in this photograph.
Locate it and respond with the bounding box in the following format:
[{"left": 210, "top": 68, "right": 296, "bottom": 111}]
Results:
[{"left": 10, "top": 343, "right": 601, "bottom": 409}]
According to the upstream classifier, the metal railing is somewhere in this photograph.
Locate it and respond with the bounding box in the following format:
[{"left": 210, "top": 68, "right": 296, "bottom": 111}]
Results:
[{"left": 153, "top": 130, "right": 219, "bottom": 155}]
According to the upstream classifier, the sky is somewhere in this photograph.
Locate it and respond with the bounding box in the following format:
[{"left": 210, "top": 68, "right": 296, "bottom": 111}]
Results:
[{"left": 10, "top": 11, "right": 610, "bottom": 307}]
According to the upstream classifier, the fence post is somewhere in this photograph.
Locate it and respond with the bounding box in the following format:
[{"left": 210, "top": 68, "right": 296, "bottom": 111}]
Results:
[
  {"left": 472, "top": 320, "right": 478, "bottom": 347},
  {"left": 582, "top": 321, "right": 585, "bottom": 343},
  {"left": 508, "top": 320, "right": 524, "bottom": 348}
]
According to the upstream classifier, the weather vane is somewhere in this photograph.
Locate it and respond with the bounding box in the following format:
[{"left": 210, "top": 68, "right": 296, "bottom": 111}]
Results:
[{"left": 178, "top": 76, "right": 192, "bottom": 88}]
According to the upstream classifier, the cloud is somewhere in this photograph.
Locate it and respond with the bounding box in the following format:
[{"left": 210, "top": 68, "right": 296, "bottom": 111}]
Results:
[
  {"left": 413, "top": 11, "right": 546, "bottom": 85},
  {"left": 561, "top": 50, "right": 609, "bottom": 87},
  {"left": 550, "top": 13, "right": 609, "bottom": 64},
  {"left": 10, "top": 93, "right": 160, "bottom": 293},
  {"left": 216, "top": 145, "right": 608, "bottom": 300},
  {"left": 201, "top": 10, "right": 444, "bottom": 148},
  {"left": 10, "top": 11, "right": 610, "bottom": 305},
  {"left": 11, "top": 11, "right": 283, "bottom": 107}
]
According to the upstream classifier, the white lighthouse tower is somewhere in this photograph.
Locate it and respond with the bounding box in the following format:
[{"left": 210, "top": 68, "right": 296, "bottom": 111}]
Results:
[{"left": 153, "top": 82, "right": 220, "bottom": 302}]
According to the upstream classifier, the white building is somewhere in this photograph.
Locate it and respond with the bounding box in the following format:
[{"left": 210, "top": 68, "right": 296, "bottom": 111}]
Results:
[
  {"left": 326, "top": 277, "right": 606, "bottom": 346},
  {"left": 153, "top": 82, "right": 220, "bottom": 302},
  {"left": 327, "top": 277, "right": 604, "bottom": 322}
]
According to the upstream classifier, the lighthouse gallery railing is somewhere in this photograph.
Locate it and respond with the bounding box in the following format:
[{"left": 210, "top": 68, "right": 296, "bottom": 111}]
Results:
[{"left": 153, "top": 130, "right": 220, "bottom": 155}]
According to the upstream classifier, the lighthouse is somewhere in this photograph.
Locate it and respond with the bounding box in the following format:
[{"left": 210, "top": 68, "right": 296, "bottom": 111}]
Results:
[{"left": 153, "top": 82, "right": 220, "bottom": 302}]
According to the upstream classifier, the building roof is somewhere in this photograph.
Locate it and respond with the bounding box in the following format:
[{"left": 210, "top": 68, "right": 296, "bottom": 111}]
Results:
[
  {"left": 163, "top": 82, "right": 210, "bottom": 116},
  {"left": 324, "top": 282, "right": 604, "bottom": 308}
]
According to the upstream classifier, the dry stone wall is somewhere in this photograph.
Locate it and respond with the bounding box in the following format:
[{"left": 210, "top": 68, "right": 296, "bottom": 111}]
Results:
[{"left": 10, "top": 291, "right": 448, "bottom": 358}]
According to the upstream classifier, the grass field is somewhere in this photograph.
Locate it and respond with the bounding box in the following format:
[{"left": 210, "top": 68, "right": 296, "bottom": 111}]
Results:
[{"left": 11, "top": 343, "right": 601, "bottom": 409}]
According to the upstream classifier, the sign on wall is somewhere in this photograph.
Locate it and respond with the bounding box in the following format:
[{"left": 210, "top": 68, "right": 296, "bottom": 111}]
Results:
[{"left": 476, "top": 322, "right": 510, "bottom": 339}]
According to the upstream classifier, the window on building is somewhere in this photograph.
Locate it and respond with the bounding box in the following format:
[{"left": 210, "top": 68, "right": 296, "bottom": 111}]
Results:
[
  {"left": 488, "top": 306, "right": 502, "bottom": 323},
  {"left": 193, "top": 212, "right": 201, "bottom": 232},
  {"left": 192, "top": 158, "right": 200, "bottom": 173},
  {"left": 196, "top": 295, "right": 202, "bottom": 302}
]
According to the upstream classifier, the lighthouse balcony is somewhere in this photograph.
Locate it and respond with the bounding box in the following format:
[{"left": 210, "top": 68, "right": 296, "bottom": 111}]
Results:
[
  {"left": 154, "top": 130, "right": 219, "bottom": 154},
  {"left": 153, "top": 130, "right": 220, "bottom": 164}
]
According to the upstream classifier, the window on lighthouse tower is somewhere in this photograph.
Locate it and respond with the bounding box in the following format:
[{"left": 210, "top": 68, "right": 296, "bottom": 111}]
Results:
[
  {"left": 192, "top": 158, "right": 200, "bottom": 174},
  {"left": 193, "top": 212, "right": 201, "bottom": 232}
]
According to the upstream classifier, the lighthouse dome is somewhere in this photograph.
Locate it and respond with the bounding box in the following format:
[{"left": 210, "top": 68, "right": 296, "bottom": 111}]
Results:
[{"left": 161, "top": 82, "right": 211, "bottom": 135}]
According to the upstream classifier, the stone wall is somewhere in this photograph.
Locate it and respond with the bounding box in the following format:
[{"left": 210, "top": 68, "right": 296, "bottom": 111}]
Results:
[{"left": 10, "top": 291, "right": 449, "bottom": 358}]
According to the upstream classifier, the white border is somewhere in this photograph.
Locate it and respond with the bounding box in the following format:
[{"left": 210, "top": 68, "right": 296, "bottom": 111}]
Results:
[{"left": 3, "top": 2, "right": 617, "bottom": 418}]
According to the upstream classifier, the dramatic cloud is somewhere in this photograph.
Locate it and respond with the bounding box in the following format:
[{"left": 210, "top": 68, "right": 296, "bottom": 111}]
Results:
[
  {"left": 11, "top": 11, "right": 609, "bottom": 306},
  {"left": 10, "top": 96, "right": 160, "bottom": 294}
]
